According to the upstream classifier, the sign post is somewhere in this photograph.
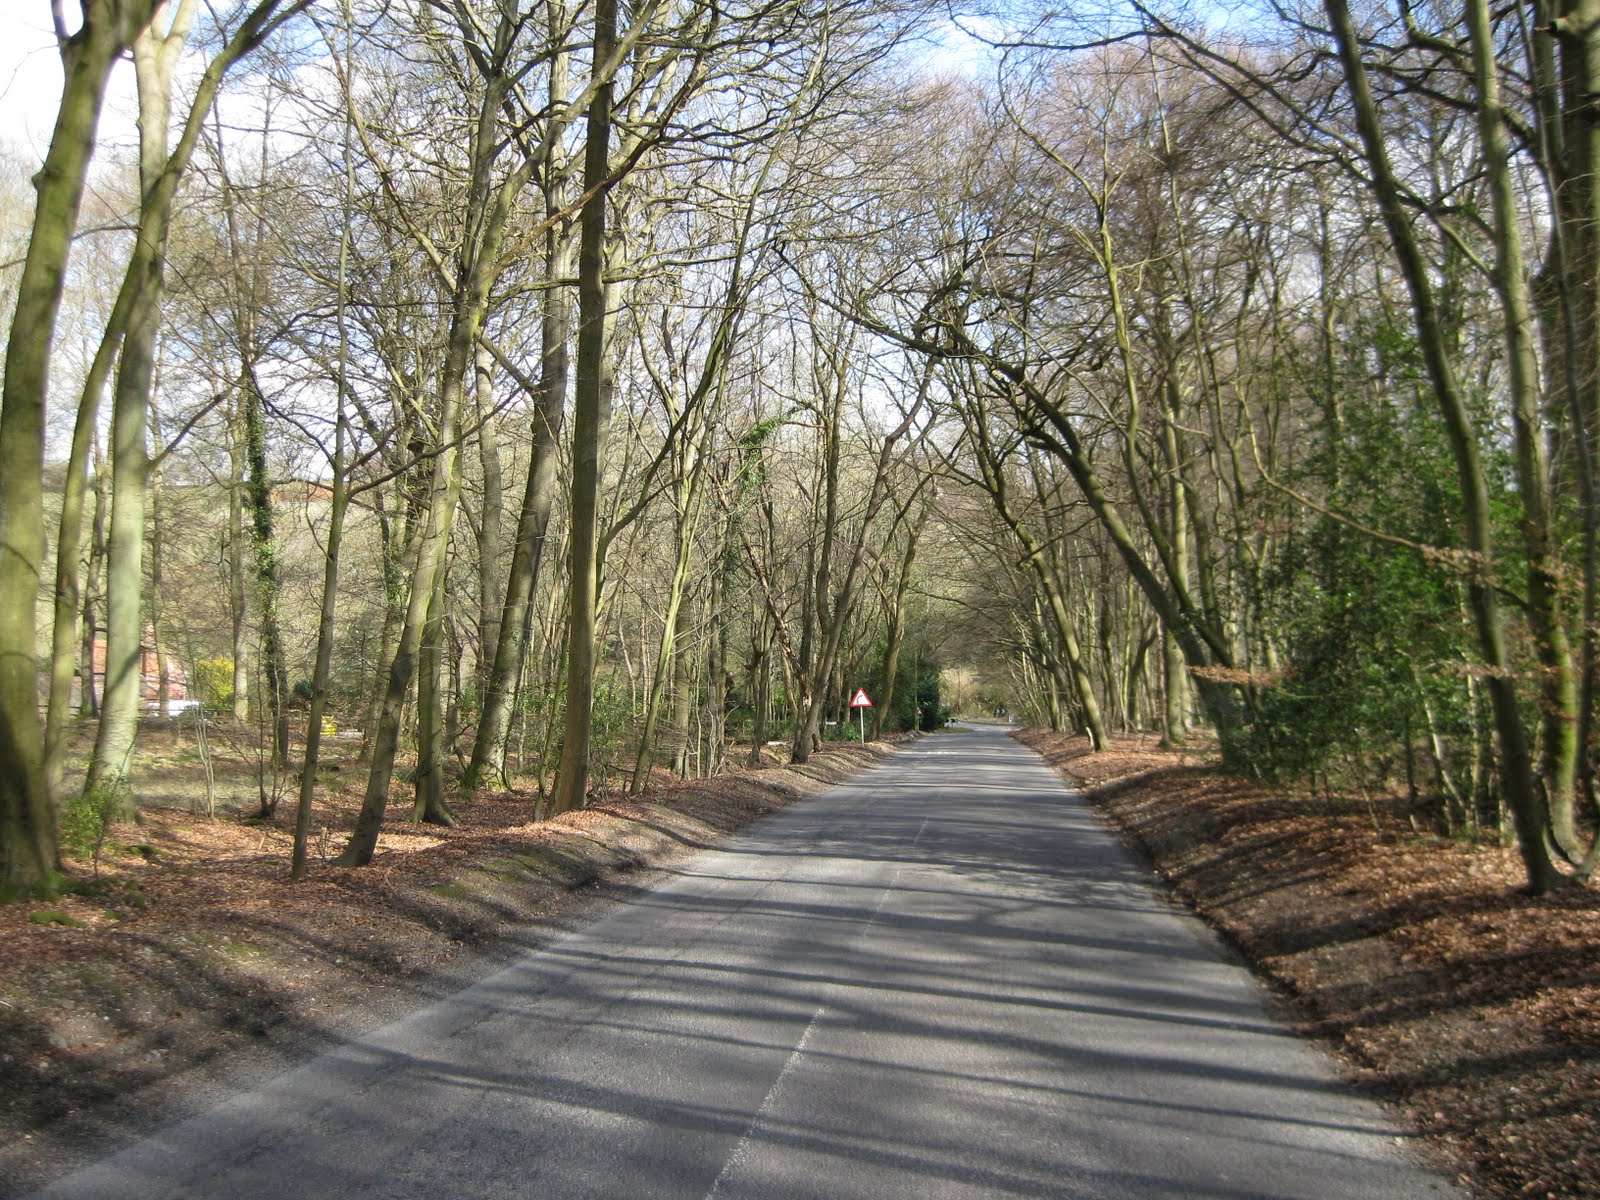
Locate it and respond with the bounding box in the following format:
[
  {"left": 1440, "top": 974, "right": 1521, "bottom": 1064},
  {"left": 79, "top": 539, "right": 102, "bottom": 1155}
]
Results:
[{"left": 849, "top": 687, "right": 872, "bottom": 743}]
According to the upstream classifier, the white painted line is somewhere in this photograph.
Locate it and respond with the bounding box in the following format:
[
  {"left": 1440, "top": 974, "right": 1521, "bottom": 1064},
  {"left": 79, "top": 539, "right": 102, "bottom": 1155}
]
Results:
[{"left": 703, "top": 1004, "right": 827, "bottom": 1199}]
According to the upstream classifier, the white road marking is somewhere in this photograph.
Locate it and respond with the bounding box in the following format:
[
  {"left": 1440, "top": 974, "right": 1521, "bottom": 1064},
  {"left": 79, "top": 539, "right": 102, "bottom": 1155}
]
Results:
[
  {"left": 703, "top": 1004, "right": 827, "bottom": 1200},
  {"left": 704, "top": 814, "right": 930, "bottom": 1198}
]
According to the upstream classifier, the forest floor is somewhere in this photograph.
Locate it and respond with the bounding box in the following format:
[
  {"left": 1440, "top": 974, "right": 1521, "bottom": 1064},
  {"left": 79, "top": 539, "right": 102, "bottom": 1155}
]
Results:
[
  {"left": 1015, "top": 728, "right": 1599, "bottom": 1200},
  {"left": 0, "top": 723, "right": 900, "bottom": 1196}
]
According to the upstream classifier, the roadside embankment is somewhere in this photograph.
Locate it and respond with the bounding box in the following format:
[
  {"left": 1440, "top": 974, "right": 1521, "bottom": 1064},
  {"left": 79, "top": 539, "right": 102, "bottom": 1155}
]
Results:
[{"left": 1016, "top": 727, "right": 1599, "bottom": 1200}]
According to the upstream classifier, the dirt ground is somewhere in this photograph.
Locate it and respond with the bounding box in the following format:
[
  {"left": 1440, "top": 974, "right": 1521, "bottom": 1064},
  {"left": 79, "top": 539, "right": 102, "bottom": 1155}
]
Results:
[
  {"left": 0, "top": 732, "right": 898, "bottom": 1197},
  {"left": 1015, "top": 728, "right": 1600, "bottom": 1200}
]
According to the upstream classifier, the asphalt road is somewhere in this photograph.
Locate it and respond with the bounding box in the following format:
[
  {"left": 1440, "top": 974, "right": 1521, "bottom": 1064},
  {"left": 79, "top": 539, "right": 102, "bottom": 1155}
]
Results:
[{"left": 28, "top": 726, "right": 1464, "bottom": 1199}]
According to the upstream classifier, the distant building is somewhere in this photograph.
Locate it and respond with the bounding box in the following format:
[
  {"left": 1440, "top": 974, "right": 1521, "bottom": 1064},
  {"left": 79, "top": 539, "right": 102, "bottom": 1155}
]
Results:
[
  {"left": 270, "top": 480, "right": 335, "bottom": 505},
  {"left": 84, "top": 634, "right": 190, "bottom": 710}
]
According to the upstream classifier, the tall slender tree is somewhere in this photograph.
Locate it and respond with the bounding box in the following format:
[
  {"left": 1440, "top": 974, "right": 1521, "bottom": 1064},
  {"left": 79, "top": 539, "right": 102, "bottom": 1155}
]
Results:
[{"left": 1, "top": 0, "right": 161, "bottom": 896}]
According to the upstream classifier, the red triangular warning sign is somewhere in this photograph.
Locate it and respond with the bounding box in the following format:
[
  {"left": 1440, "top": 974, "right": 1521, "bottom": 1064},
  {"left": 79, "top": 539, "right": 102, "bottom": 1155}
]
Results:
[{"left": 850, "top": 687, "right": 872, "bottom": 708}]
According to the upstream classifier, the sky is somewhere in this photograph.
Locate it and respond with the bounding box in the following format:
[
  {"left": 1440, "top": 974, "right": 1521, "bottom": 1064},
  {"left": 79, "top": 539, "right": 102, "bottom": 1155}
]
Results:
[{"left": 0, "top": 9, "right": 140, "bottom": 169}]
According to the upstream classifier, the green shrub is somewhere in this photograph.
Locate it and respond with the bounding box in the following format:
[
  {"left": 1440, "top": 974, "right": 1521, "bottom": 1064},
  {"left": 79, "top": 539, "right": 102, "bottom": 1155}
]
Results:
[
  {"left": 193, "top": 656, "right": 235, "bottom": 709},
  {"left": 59, "top": 783, "right": 125, "bottom": 871}
]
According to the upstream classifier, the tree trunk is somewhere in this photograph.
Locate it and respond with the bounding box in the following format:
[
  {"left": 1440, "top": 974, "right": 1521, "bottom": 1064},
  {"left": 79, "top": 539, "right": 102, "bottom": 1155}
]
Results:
[
  {"left": 228, "top": 399, "right": 249, "bottom": 719},
  {"left": 336, "top": 360, "right": 468, "bottom": 865},
  {"left": 747, "top": 607, "right": 772, "bottom": 766},
  {"left": 702, "top": 547, "right": 729, "bottom": 775},
  {"left": 413, "top": 565, "right": 458, "bottom": 826},
  {"left": 0, "top": 0, "right": 149, "bottom": 896},
  {"left": 1327, "top": 0, "right": 1562, "bottom": 892},
  {"left": 631, "top": 447, "right": 706, "bottom": 790},
  {"left": 44, "top": 256, "right": 136, "bottom": 796},
  {"left": 241, "top": 363, "right": 290, "bottom": 797},
  {"left": 88, "top": 0, "right": 200, "bottom": 805},
  {"left": 631, "top": 554, "right": 692, "bottom": 792},
  {"left": 81, "top": 454, "right": 107, "bottom": 719},
  {"left": 360, "top": 490, "right": 406, "bottom": 760},
  {"left": 1161, "top": 621, "right": 1188, "bottom": 748},
  {"left": 473, "top": 346, "right": 503, "bottom": 698},
  {"left": 85, "top": 267, "right": 157, "bottom": 808},
  {"left": 336, "top": 4, "right": 534, "bottom": 857},
  {"left": 1545, "top": 0, "right": 1600, "bottom": 839},
  {"left": 1467, "top": 0, "right": 1583, "bottom": 861},
  {"left": 148, "top": 421, "right": 171, "bottom": 717},
  {"left": 670, "top": 629, "right": 698, "bottom": 777},
  {"left": 293, "top": 35, "right": 355, "bottom": 880},
  {"left": 553, "top": 0, "right": 618, "bottom": 815},
  {"left": 4, "top": 0, "right": 311, "bottom": 890},
  {"left": 462, "top": 234, "right": 572, "bottom": 791},
  {"left": 292, "top": 414, "right": 349, "bottom": 877},
  {"left": 873, "top": 497, "right": 929, "bottom": 740}
]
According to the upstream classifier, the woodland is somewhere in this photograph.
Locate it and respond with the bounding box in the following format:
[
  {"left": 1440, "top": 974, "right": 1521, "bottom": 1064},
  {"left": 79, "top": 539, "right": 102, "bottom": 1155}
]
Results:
[{"left": 1, "top": 0, "right": 1598, "bottom": 903}]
